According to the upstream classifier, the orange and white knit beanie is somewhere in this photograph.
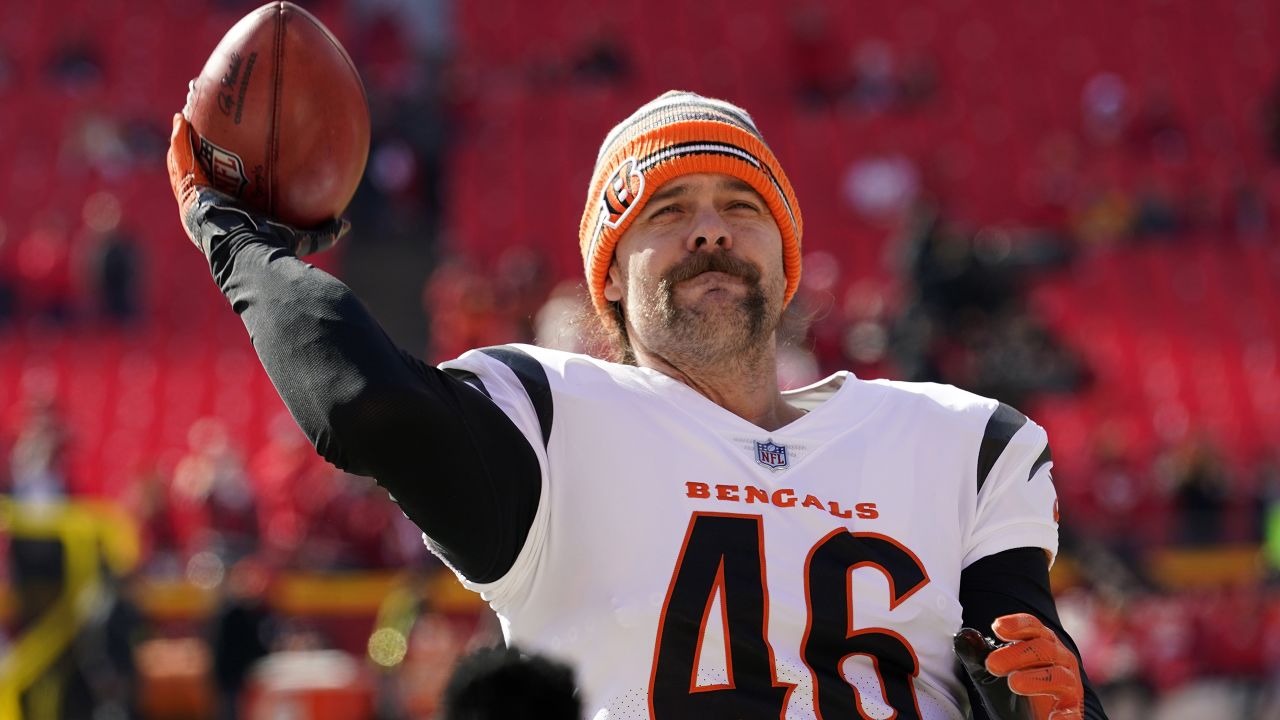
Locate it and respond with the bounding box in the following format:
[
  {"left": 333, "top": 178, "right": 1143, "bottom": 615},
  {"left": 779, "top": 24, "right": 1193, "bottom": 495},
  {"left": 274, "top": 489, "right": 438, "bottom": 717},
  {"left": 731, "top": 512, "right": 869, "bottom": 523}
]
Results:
[{"left": 578, "top": 91, "right": 804, "bottom": 319}]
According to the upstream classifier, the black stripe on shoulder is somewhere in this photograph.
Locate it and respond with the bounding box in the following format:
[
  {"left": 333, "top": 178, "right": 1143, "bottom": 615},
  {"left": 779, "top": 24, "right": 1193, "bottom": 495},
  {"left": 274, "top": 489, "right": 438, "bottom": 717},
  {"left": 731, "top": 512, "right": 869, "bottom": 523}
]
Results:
[
  {"left": 479, "top": 345, "right": 554, "bottom": 447},
  {"left": 976, "top": 403, "right": 1029, "bottom": 493},
  {"left": 1028, "top": 444, "right": 1052, "bottom": 482},
  {"left": 442, "top": 368, "right": 491, "bottom": 399}
]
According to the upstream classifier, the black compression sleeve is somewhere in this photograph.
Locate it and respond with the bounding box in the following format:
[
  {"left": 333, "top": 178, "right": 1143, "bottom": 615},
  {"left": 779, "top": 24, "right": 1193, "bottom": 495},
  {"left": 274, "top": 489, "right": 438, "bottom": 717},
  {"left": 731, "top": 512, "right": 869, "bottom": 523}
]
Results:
[
  {"left": 958, "top": 547, "right": 1108, "bottom": 720},
  {"left": 202, "top": 211, "right": 541, "bottom": 583}
]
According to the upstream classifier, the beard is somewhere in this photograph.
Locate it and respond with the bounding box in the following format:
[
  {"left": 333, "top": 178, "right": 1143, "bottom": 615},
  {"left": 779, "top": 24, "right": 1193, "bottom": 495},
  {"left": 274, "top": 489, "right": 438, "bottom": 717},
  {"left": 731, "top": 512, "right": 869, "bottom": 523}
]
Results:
[{"left": 634, "top": 250, "right": 783, "bottom": 368}]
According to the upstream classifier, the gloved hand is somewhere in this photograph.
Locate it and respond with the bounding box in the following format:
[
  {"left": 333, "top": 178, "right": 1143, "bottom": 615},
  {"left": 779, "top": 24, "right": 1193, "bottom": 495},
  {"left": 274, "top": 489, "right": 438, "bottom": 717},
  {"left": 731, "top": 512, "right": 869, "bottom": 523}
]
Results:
[
  {"left": 954, "top": 628, "right": 1034, "bottom": 720},
  {"left": 985, "top": 613, "right": 1084, "bottom": 720},
  {"left": 166, "top": 112, "right": 348, "bottom": 257}
]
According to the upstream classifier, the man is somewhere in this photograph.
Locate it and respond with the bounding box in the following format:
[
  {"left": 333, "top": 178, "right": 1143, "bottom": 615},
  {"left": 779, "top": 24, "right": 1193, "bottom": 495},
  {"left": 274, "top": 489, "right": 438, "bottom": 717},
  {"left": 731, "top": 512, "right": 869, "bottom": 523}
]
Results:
[{"left": 168, "top": 91, "right": 1106, "bottom": 719}]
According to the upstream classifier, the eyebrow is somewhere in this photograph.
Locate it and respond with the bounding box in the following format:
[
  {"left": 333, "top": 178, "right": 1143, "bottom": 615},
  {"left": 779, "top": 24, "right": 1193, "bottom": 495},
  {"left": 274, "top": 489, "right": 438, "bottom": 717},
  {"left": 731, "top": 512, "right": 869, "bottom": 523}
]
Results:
[
  {"left": 647, "top": 177, "right": 761, "bottom": 205},
  {"left": 720, "top": 177, "right": 756, "bottom": 195},
  {"left": 648, "top": 181, "right": 691, "bottom": 205}
]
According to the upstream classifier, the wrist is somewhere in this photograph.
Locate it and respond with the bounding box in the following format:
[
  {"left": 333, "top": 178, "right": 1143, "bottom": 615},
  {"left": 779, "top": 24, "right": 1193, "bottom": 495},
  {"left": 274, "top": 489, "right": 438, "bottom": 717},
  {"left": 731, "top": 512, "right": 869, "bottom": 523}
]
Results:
[{"left": 187, "top": 189, "right": 292, "bottom": 257}]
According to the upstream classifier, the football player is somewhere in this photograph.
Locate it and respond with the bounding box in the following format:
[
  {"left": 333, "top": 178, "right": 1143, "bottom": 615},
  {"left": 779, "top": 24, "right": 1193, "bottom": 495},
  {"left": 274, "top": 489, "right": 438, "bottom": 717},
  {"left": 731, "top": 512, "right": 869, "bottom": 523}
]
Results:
[{"left": 169, "top": 91, "right": 1106, "bottom": 719}]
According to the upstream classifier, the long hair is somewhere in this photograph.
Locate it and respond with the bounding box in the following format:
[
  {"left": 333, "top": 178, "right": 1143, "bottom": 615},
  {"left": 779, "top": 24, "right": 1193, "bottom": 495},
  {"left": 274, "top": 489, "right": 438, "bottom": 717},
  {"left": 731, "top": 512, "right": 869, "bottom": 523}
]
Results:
[
  {"left": 544, "top": 284, "right": 636, "bottom": 365},
  {"left": 602, "top": 301, "right": 637, "bottom": 365}
]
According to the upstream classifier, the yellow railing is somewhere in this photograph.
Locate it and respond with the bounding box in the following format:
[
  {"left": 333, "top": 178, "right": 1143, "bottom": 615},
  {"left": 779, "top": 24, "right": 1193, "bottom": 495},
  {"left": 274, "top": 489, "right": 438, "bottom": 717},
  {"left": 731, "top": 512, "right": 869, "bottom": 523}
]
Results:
[{"left": 0, "top": 498, "right": 139, "bottom": 720}]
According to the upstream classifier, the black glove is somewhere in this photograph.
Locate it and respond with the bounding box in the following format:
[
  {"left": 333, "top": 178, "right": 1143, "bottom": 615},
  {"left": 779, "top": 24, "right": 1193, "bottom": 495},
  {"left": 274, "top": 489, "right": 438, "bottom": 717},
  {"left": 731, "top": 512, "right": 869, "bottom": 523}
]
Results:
[
  {"left": 954, "top": 628, "right": 1034, "bottom": 720},
  {"left": 183, "top": 186, "right": 350, "bottom": 258}
]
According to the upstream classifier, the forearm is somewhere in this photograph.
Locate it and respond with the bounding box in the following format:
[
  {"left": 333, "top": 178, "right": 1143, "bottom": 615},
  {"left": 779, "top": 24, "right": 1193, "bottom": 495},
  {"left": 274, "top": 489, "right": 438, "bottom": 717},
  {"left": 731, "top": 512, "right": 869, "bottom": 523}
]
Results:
[
  {"left": 206, "top": 220, "right": 383, "bottom": 468},
  {"left": 200, "top": 206, "right": 541, "bottom": 582},
  {"left": 959, "top": 548, "right": 1108, "bottom": 720}
]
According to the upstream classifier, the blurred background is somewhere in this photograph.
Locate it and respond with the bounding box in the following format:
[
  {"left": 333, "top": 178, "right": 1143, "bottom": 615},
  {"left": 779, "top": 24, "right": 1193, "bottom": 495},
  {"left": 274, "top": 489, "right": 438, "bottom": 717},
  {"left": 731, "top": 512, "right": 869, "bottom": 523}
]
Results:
[{"left": 2, "top": 0, "right": 1280, "bottom": 717}]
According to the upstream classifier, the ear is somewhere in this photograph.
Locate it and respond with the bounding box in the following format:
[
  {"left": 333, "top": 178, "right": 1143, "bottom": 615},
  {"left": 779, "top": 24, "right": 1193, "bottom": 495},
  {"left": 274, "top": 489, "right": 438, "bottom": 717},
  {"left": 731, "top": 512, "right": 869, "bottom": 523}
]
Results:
[{"left": 604, "top": 262, "right": 624, "bottom": 302}]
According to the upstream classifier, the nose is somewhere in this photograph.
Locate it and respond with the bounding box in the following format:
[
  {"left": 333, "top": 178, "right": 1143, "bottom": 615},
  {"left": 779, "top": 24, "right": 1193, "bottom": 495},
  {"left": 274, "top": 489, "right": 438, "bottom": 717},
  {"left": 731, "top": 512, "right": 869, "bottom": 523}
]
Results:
[{"left": 684, "top": 206, "right": 733, "bottom": 253}]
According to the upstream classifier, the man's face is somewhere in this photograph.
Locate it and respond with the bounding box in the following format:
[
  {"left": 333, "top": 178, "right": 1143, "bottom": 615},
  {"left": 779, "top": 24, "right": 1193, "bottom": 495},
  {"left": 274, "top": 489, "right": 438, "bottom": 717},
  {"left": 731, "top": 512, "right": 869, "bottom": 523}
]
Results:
[{"left": 604, "top": 172, "right": 787, "bottom": 364}]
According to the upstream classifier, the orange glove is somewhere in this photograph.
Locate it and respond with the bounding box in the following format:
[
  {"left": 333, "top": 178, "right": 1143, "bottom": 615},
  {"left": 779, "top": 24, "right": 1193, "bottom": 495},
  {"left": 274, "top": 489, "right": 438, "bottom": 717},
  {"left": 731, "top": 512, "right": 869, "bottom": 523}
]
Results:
[
  {"left": 985, "top": 613, "right": 1084, "bottom": 720},
  {"left": 166, "top": 111, "right": 210, "bottom": 238},
  {"left": 166, "top": 110, "right": 348, "bottom": 256}
]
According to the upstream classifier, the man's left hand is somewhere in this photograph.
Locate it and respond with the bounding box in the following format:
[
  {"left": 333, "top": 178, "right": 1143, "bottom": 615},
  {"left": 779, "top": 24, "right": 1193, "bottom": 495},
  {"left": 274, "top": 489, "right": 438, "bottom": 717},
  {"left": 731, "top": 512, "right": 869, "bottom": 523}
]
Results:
[{"left": 985, "top": 613, "right": 1084, "bottom": 720}]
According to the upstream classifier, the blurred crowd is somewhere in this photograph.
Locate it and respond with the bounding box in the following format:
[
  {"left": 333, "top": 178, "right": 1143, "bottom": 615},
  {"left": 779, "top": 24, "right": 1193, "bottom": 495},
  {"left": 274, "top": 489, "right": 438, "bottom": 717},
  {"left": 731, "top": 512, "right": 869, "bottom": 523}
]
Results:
[{"left": 3, "top": 0, "right": 1280, "bottom": 718}]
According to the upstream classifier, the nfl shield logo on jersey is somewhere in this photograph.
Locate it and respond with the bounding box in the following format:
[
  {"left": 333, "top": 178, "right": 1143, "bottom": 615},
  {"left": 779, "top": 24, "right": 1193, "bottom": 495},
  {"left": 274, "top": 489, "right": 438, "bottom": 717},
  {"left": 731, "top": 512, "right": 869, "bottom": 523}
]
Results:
[{"left": 755, "top": 440, "right": 788, "bottom": 470}]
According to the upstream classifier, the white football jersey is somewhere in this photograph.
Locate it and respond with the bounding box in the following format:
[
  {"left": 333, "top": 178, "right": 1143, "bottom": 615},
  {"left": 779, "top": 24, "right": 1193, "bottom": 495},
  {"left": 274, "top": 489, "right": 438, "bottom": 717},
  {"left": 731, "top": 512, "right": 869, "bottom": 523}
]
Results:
[{"left": 437, "top": 344, "right": 1059, "bottom": 720}]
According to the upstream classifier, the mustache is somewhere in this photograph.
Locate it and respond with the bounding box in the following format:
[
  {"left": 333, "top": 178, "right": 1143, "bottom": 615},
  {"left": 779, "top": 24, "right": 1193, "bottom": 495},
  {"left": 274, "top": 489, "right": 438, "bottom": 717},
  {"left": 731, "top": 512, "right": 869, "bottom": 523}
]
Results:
[{"left": 663, "top": 251, "right": 762, "bottom": 287}]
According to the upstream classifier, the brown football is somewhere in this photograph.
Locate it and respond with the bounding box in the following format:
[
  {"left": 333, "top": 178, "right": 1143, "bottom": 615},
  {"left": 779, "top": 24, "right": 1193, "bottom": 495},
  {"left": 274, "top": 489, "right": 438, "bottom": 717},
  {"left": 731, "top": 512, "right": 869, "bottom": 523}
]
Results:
[{"left": 184, "top": 1, "right": 369, "bottom": 228}]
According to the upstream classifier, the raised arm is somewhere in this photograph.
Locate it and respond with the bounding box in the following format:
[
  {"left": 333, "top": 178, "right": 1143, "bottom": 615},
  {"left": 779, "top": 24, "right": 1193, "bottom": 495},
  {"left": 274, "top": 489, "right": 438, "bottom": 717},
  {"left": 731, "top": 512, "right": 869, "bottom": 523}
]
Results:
[{"left": 167, "top": 113, "right": 540, "bottom": 583}]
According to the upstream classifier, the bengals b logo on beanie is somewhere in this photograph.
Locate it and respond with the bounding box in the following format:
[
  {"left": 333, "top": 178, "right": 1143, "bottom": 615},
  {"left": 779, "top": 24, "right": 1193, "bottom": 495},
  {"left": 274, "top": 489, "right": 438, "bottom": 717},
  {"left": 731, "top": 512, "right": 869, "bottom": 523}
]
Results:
[{"left": 578, "top": 91, "right": 804, "bottom": 321}]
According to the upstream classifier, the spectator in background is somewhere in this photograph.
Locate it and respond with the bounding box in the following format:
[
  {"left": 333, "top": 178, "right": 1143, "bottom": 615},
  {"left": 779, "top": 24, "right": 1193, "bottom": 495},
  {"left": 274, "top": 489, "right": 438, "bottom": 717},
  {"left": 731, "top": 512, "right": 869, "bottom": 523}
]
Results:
[
  {"left": 300, "top": 472, "right": 407, "bottom": 571},
  {"left": 5, "top": 391, "right": 71, "bottom": 631},
  {"left": 121, "top": 117, "right": 170, "bottom": 163},
  {"left": 209, "top": 557, "right": 278, "bottom": 720},
  {"left": 61, "top": 112, "right": 134, "bottom": 178},
  {"left": 14, "top": 214, "right": 76, "bottom": 325},
  {"left": 394, "top": 611, "right": 470, "bottom": 718},
  {"left": 1265, "top": 70, "right": 1280, "bottom": 163},
  {"left": 1060, "top": 588, "right": 1151, "bottom": 719},
  {"left": 1131, "top": 179, "right": 1183, "bottom": 240},
  {"left": 1255, "top": 453, "right": 1280, "bottom": 565},
  {"left": 842, "top": 152, "right": 921, "bottom": 226},
  {"left": 352, "top": 0, "right": 454, "bottom": 239},
  {"left": 1259, "top": 596, "right": 1280, "bottom": 718},
  {"left": 0, "top": 220, "right": 15, "bottom": 327},
  {"left": 1025, "top": 132, "right": 1082, "bottom": 230},
  {"left": 893, "top": 203, "right": 1086, "bottom": 406},
  {"left": 1195, "top": 584, "right": 1268, "bottom": 716},
  {"left": 571, "top": 22, "right": 632, "bottom": 85},
  {"left": 8, "top": 391, "right": 69, "bottom": 506},
  {"left": 250, "top": 413, "right": 334, "bottom": 566},
  {"left": 788, "top": 28, "right": 937, "bottom": 115},
  {"left": 845, "top": 40, "right": 899, "bottom": 113},
  {"left": 1165, "top": 437, "right": 1230, "bottom": 546},
  {"left": 127, "top": 467, "right": 185, "bottom": 577},
  {"left": 0, "top": 46, "right": 13, "bottom": 91},
  {"left": 69, "top": 566, "right": 147, "bottom": 720},
  {"left": 967, "top": 311, "right": 1091, "bottom": 410},
  {"left": 1081, "top": 72, "right": 1129, "bottom": 146},
  {"left": 171, "top": 418, "right": 258, "bottom": 562},
  {"left": 89, "top": 228, "right": 141, "bottom": 324},
  {"left": 1230, "top": 180, "right": 1270, "bottom": 240},
  {"left": 900, "top": 205, "right": 1014, "bottom": 326},
  {"left": 77, "top": 191, "right": 142, "bottom": 324},
  {"left": 492, "top": 246, "right": 552, "bottom": 346},
  {"left": 47, "top": 35, "right": 103, "bottom": 90},
  {"left": 1128, "top": 88, "right": 1187, "bottom": 165},
  {"left": 788, "top": 5, "right": 844, "bottom": 109},
  {"left": 422, "top": 256, "right": 505, "bottom": 362},
  {"left": 897, "top": 52, "right": 939, "bottom": 109},
  {"left": 1072, "top": 187, "right": 1135, "bottom": 248},
  {"left": 1089, "top": 435, "right": 1147, "bottom": 555},
  {"left": 353, "top": 9, "right": 416, "bottom": 97},
  {"left": 439, "top": 646, "right": 580, "bottom": 720},
  {"left": 839, "top": 281, "right": 896, "bottom": 380},
  {"left": 1135, "top": 594, "right": 1197, "bottom": 696}
]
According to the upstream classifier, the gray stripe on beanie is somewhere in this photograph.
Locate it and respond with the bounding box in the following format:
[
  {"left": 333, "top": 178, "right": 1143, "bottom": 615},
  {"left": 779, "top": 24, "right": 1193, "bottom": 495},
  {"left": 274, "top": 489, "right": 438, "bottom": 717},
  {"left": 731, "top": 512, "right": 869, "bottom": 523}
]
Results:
[{"left": 593, "top": 91, "right": 764, "bottom": 171}]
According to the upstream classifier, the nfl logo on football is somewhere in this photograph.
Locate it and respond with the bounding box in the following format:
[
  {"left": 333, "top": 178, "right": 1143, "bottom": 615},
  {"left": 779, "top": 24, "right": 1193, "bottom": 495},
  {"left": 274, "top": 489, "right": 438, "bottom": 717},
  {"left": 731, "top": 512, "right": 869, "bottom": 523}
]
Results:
[{"left": 755, "top": 440, "right": 788, "bottom": 470}]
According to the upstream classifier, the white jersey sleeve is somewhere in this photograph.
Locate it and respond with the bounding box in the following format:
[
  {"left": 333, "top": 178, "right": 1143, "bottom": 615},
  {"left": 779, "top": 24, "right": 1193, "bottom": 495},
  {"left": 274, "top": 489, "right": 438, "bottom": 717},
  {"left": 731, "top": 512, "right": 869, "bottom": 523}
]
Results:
[
  {"left": 437, "top": 345, "right": 554, "bottom": 609},
  {"left": 963, "top": 404, "right": 1060, "bottom": 569}
]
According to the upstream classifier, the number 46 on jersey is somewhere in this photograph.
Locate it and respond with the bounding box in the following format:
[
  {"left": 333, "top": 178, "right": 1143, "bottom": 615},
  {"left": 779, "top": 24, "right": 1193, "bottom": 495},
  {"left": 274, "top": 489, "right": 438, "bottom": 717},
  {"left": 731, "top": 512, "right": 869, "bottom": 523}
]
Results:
[{"left": 650, "top": 512, "right": 932, "bottom": 719}]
